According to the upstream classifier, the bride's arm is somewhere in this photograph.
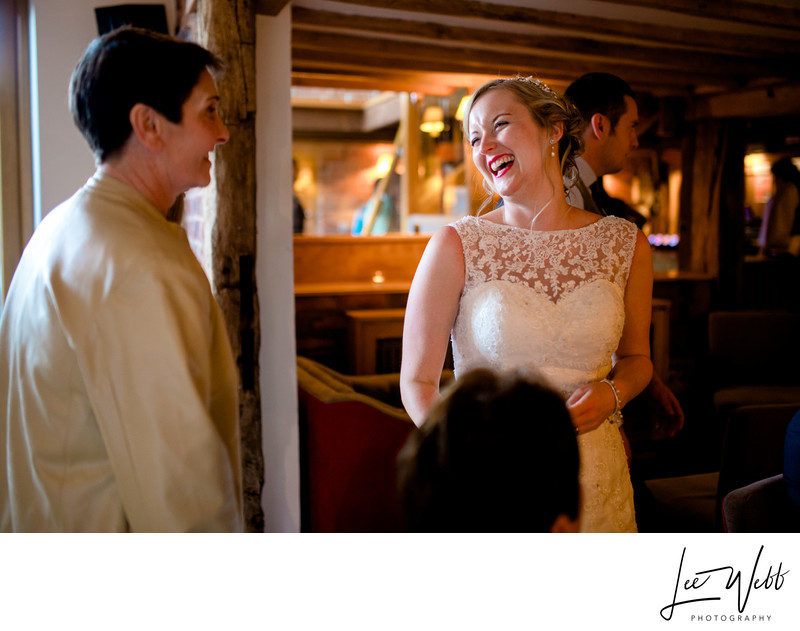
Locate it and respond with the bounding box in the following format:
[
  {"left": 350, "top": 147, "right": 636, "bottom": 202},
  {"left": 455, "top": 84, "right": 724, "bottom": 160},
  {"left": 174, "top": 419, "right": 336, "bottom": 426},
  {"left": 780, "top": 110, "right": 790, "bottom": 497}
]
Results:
[
  {"left": 400, "top": 226, "right": 465, "bottom": 427},
  {"left": 609, "top": 228, "right": 655, "bottom": 406},
  {"left": 567, "top": 229, "right": 654, "bottom": 434}
]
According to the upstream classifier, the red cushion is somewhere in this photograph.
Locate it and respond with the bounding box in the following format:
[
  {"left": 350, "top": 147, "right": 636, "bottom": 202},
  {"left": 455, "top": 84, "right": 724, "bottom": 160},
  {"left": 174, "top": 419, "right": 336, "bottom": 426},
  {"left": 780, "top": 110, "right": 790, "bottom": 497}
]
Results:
[{"left": 300, "top": 388, "right": 414, "bottom": 532}]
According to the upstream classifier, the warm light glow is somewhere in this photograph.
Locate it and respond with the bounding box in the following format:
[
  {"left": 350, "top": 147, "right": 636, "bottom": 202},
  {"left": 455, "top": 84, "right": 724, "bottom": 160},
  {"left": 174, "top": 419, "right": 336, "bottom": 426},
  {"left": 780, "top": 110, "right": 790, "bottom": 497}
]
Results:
[
  {"left": 455, "top": 95, "right": 470, "bottom": 121},
  {"left": 375, "top": 154, "right": 394, "bottom": 179},
  {"left": 668, "top": 169, "right": 682, "bottom": 236},
  {"left": 420, "top": 105, "right": 445, "bottom": 137},
  {"left": 745, "top": 152, "right": 774, "bottom": 208},
  {"left": 371, "top": 270, "right": 385, "bottom": 284},
  {"left": 295, "top": 164, "right": 314, "bottom": 192},
  {"left": 603, "top": 175, "right": 625, "bottom": 199},
  {"left": 744, "top": 152, "right": 771, "bottom": 175}
]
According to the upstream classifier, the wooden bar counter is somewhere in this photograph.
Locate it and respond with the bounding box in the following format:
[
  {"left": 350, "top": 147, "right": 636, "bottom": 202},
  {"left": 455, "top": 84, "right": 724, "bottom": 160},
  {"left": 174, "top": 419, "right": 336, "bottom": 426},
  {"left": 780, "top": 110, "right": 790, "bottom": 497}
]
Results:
[
  {"left": 294, "top": 234, "right": 716, "bottom": 375},
  {"left": 293, "top": 235, "right": 429, "bottom": 371}
]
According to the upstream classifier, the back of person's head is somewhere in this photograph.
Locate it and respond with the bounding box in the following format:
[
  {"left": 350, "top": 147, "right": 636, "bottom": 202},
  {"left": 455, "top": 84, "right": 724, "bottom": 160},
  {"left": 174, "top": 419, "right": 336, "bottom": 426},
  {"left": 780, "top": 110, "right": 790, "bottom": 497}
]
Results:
[
  {"left": 565, "top": 72, "right": 635, "bottom": 132},
  {"left": 396, "top": 368, "right": 580, "bottom": 532},
  {"left": 69, "top": 26, "right": 222, "bottom": 163},
  {"left": 771, "top": 157, "right": 800, "bottom": 185}
]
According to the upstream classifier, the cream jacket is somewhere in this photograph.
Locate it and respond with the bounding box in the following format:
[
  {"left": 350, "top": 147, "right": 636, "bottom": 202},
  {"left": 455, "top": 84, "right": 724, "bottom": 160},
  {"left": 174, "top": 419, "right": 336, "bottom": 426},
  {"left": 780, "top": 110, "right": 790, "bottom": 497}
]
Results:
[{"left": 0, "top": 172, "right": 243, "bottom": 532}]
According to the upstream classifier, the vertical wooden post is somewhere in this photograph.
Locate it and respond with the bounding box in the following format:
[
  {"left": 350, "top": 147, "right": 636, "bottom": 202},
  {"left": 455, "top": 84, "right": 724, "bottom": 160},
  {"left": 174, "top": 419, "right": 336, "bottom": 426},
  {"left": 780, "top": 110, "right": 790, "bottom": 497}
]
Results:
[
  {"left": 679, "top": 118, "right": 728, "bottom": 278},
  {"left": 678, "top": 127, "right": 694, "bottom": 273},
  {"left": 0, "top": 0, "right": 34, "bottom": 303},
  {"left": 400, "top": 93, "right": 419, "bottom": 232},
  {"left": 195, "top": 0, "right": 264, "bottom": 532},
  {"left": 718, "top": 120, "right": 747, "bottom": 308}
]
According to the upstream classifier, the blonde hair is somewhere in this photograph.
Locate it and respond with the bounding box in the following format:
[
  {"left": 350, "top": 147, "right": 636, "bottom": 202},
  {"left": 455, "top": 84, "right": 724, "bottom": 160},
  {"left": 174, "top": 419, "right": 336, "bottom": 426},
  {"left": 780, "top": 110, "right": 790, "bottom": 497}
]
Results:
[{"left": 463, "top": 76, "right": 584, "bottom": 213}]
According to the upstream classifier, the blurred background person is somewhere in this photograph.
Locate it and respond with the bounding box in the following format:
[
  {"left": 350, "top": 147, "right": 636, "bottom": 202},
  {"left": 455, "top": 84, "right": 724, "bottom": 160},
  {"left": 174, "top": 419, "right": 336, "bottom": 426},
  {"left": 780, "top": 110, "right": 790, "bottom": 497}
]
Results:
[
  {"left": 292, "top": 157, "right": 306, "bottom": 234},
  {"left": 758, "top": 157, "right": 800, "bottom": 257}
]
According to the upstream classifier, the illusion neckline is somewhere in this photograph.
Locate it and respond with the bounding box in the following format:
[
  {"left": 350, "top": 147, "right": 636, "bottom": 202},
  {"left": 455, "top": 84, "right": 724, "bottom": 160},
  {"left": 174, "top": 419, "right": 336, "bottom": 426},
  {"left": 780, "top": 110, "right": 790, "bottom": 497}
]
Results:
[{"left": 471, "top": 213, "right": 613, "bottom": 235}]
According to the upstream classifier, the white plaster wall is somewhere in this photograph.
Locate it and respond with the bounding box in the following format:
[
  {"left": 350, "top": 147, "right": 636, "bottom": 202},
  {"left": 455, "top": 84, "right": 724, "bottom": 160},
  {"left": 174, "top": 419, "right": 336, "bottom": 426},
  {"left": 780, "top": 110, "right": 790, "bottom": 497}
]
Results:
[
  {"left": 29, "top": 0, "right": 174, "bottom": 221},
  {"left": 255, "top": 8, "right": 300, "bottom": 532}
]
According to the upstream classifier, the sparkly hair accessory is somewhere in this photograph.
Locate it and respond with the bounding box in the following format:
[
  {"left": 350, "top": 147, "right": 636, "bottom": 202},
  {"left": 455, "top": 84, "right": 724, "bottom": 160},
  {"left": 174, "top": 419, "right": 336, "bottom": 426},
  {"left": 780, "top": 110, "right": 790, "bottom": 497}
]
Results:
[{"left": 516, "top": 75, "right": 557, "bottom": 96}]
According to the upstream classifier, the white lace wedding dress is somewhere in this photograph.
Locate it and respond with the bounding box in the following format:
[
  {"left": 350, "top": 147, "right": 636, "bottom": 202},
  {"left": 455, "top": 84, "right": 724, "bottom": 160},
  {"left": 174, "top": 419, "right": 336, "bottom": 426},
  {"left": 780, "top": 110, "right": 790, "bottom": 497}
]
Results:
[{"left": 450, "top": 214, "right": 639, "bottom": 532}]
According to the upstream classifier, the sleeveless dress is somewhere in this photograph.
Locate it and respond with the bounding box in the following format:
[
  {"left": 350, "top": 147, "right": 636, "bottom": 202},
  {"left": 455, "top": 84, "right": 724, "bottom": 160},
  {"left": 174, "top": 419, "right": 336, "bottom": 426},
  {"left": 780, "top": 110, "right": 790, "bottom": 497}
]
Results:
[{"left": 450, "top": 214, "right": 639, "bottom": 532}]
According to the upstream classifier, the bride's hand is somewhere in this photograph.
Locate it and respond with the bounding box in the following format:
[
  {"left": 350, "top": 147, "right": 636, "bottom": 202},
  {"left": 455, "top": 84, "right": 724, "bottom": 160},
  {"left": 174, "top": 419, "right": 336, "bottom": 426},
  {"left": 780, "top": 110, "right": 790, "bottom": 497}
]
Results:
[{"left": 566, "top": 382, "right": 617, "bottom": 435}]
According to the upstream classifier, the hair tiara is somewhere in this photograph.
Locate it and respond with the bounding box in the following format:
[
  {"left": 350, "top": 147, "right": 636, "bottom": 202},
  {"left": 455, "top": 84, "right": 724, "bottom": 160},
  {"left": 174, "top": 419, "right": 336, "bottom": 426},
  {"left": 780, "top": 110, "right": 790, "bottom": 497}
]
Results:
[{"left": 508, "top": 75, "right": 557, "bottom": 97}]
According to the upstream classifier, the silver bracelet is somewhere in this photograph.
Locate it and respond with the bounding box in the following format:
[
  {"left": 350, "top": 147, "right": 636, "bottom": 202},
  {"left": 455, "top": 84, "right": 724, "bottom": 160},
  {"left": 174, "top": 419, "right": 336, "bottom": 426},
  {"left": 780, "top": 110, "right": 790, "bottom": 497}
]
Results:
[{"left": 600, "top": 378, "right": 623, "bottom": 427}]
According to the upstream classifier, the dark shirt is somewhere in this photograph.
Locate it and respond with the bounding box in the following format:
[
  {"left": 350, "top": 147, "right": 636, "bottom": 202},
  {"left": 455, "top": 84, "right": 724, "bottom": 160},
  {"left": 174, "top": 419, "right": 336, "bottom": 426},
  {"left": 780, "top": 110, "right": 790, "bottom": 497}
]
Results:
[
  {"left": 588, "top": 179, "right": 647, "bottom": 229},
  {"left": 292, "top": 196, "right": 305, "bottom": 234}
]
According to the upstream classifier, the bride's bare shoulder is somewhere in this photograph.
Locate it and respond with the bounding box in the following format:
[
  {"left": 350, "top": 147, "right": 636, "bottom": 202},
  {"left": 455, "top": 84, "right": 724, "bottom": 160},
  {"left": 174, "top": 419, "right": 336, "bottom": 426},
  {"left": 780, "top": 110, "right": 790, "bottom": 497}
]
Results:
[
  {"left": 569, "top": 207, "right": 605, "bottom": 228},
  {"left": 474, "top": 207, "right": 505, "bottom": 224}
]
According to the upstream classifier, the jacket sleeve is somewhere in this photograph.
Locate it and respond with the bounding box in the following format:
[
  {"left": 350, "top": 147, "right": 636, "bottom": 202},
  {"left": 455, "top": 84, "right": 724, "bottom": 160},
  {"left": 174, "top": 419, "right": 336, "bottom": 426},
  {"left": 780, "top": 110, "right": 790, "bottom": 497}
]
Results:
[{"left": 77, "top": 258, "right": 243, "bottom": 532}]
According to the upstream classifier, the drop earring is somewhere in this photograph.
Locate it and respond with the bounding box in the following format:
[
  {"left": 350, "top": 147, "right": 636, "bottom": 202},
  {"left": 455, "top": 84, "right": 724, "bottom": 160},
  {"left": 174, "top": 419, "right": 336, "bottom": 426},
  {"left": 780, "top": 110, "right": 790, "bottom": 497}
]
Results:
[{"left": 550, "top": 138, "right": 556, "bottom": 158}]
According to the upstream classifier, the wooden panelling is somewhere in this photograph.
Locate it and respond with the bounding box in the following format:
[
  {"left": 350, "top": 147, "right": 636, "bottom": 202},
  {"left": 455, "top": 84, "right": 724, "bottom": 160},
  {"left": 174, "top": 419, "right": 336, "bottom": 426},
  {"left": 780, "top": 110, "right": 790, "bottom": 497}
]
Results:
[
  {"left": 293, "top": 234, "right": 430, "bottom": 285},
  {"left": 294, "top": 235, "right": 430, "bottom": 371}
]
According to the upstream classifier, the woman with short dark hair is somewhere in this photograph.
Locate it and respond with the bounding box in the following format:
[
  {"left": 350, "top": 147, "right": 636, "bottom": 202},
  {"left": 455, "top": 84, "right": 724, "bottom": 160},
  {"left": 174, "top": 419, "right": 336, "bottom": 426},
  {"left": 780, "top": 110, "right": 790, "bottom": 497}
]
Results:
[{"left": 1, "top": 27, "right": 241, "bottom": 532}]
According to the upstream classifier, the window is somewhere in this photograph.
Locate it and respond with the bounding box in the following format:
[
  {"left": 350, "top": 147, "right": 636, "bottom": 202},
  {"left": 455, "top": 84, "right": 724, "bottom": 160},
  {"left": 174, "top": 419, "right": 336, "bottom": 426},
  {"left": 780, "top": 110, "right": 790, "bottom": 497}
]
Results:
[{"left": 0, "top": 0, "right": 33, "bottom": 305}]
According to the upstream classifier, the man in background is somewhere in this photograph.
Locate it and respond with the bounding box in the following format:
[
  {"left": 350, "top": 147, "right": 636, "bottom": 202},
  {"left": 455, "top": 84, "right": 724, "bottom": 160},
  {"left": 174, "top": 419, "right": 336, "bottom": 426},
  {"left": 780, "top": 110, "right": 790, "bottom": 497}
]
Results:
[{"left": 565, "top": 72, "right": 684, "bottom": 437}]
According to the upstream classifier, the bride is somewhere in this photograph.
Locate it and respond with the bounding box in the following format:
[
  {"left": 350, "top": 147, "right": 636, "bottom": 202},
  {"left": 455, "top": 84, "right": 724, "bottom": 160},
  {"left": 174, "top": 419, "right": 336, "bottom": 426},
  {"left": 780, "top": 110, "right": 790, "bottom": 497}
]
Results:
[{"left": 399, "top": 76, "right": 653, "bottom": 532}]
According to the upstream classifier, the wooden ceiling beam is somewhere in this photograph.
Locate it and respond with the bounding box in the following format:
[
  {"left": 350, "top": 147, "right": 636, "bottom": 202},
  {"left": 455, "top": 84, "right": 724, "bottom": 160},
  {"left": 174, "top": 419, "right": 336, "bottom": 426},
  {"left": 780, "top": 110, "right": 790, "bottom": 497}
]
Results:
[
  {"left": 292, "top": 30, "right": 743, "bottom": 92},
  {"left": 330, "top": 0, "right": 800, "bottom": 58},
  {"left": 292, "top": 7, "right": 796, "bottom": 80},
  {"left": 255, "top": 0, "right": 290, "bottom": 17},
  {"left": 292, "top": 50, "right": 571, "bottom": 85},
  {"left": 292, "top": 54, "right": 700, "bottom": 99},
  {"left": 693, "top": 82, "right": 800, "bottom": 119},
  {"left": 291, "top": 71, "right": 510, "bottom": 95},
  {"left": 591, "top": 0, "right": 800, "bottom": 33}
]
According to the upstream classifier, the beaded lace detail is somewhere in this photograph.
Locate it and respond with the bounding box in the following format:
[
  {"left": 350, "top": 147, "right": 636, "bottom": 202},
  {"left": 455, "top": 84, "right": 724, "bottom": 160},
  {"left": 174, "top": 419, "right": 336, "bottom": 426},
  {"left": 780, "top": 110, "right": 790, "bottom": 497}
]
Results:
[
  {"left": 449, "top": 214, "right": 639, "bottom": 532},
  {"left": 458, "top": 215, "right": 635, "bottom": 302}
]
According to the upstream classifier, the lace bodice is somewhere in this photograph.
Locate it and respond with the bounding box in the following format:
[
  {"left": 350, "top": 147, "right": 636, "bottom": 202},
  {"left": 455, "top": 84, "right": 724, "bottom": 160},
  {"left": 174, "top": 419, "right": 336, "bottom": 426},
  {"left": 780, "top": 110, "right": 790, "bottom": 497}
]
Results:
[
  {"left": 451, "top": 214, "right": 637, "bottom": 398},
  {"left": 449, "top": 214, "right": 639, "bottom": 532}
]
